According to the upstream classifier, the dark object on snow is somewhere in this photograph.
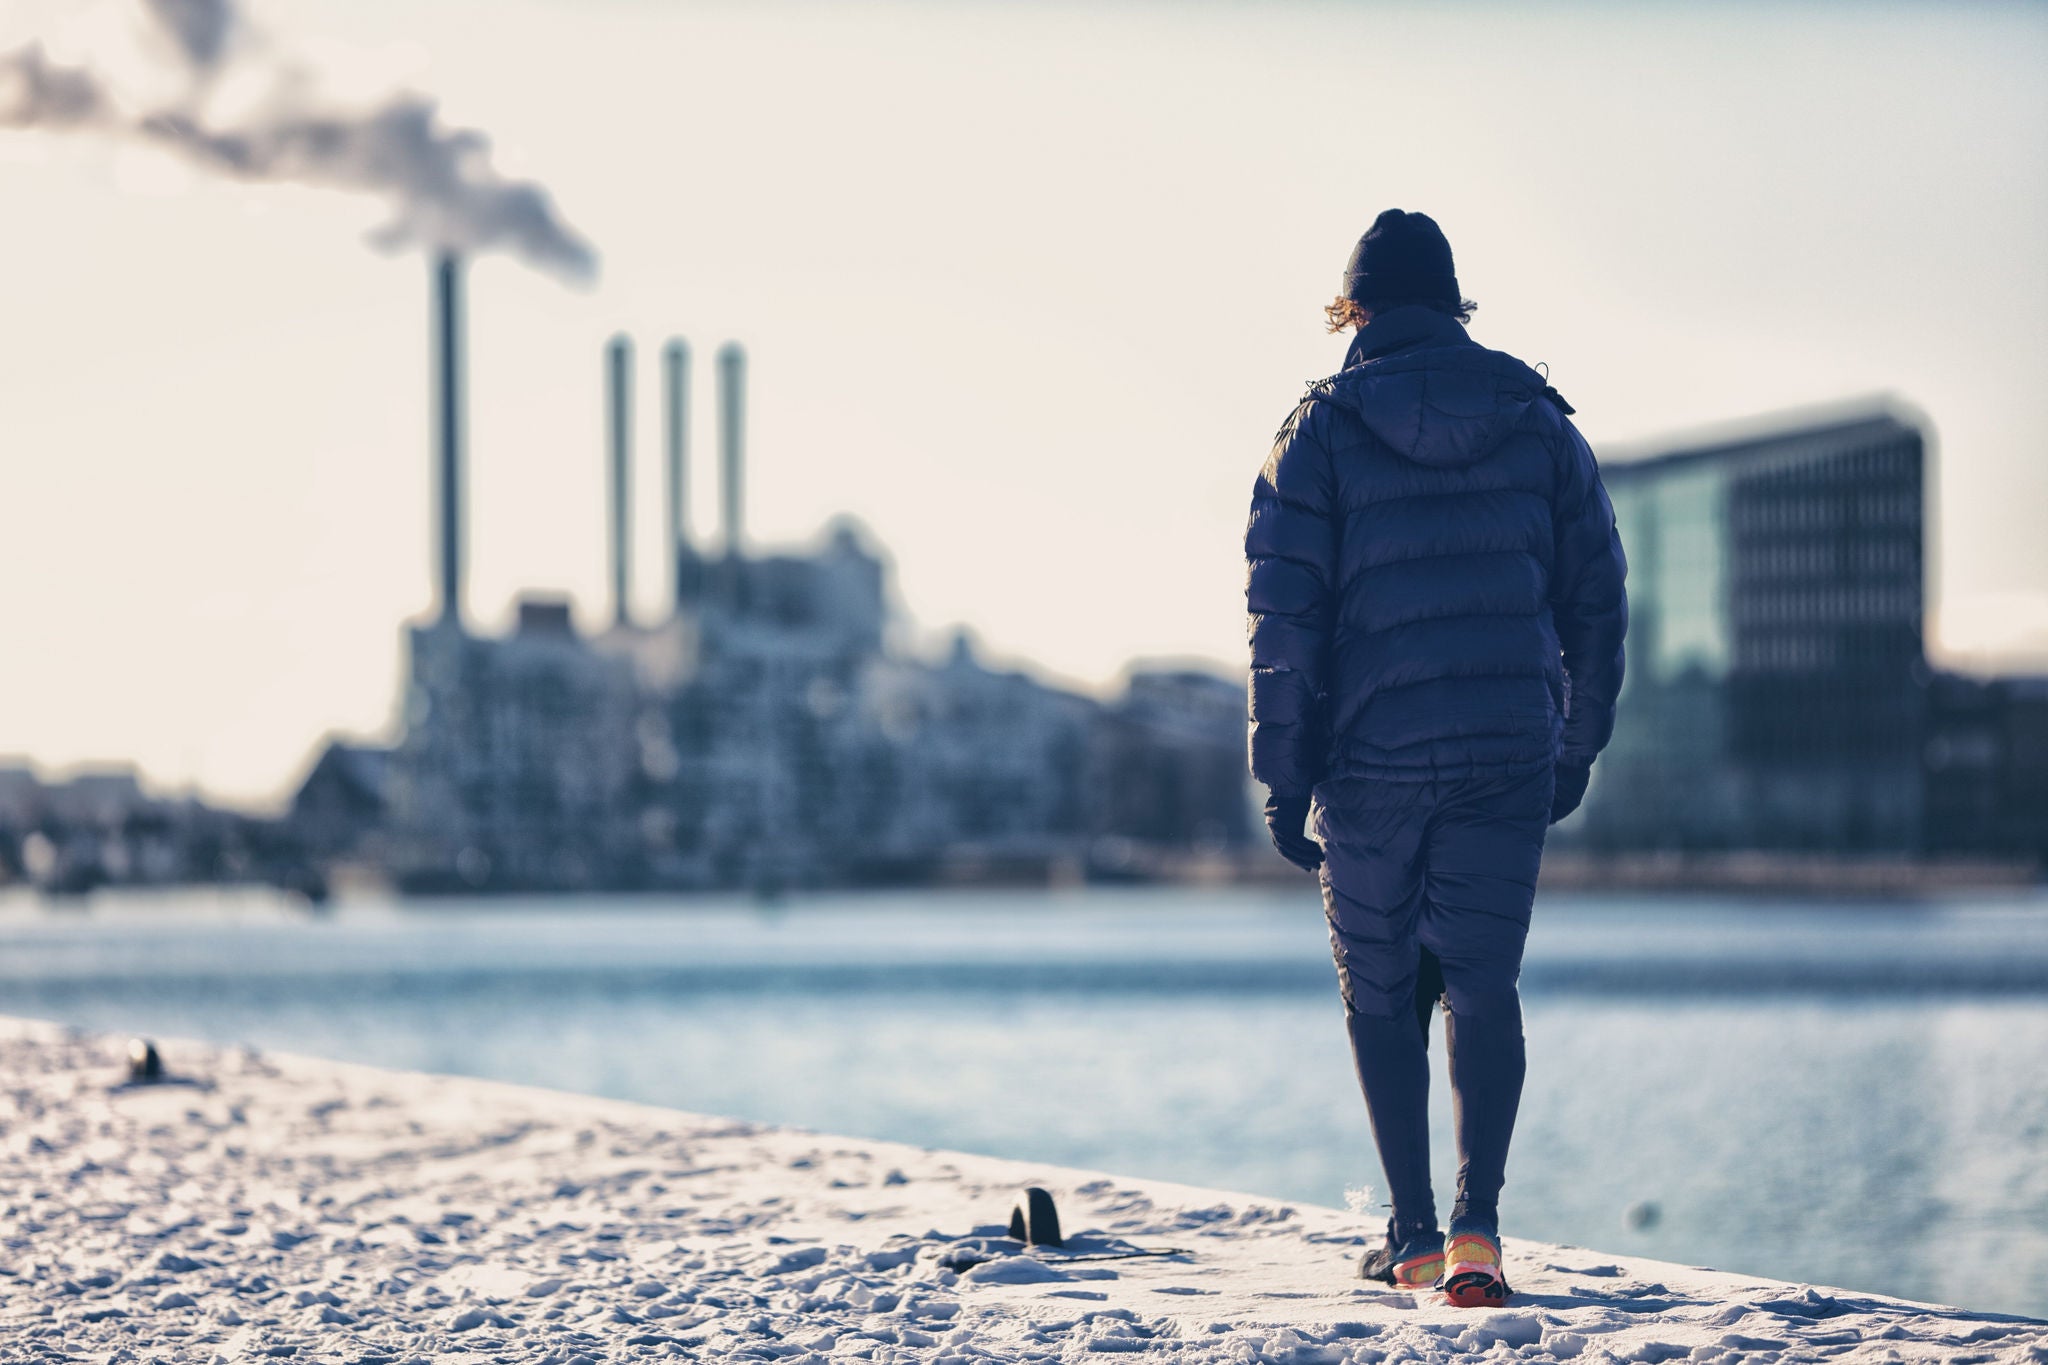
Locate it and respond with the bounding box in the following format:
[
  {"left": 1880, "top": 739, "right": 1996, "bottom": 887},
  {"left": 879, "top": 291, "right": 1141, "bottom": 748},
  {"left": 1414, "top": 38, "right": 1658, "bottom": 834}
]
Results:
[
  {"left": 1007, "top": 1187, "right": 1064, "bottom": 1248},
  {"left": 1550, "top": 763, "right": 1591, "bottom": 824},
  {"left": 1342, "top": 208, "right": 1461, "bottom": 312},
  {"left": 1263, "top": 792, "right": 1323, "bottom": 872},
  {"left": 127, "top": 1038, "right": 163, "bottom": 1083}
]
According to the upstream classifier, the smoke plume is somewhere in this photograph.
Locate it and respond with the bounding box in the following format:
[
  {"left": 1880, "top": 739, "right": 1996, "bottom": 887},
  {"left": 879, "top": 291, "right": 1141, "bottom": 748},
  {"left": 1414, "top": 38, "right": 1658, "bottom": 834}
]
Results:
[
  {"left": 0, "top": 45, "right": 113, "bottom": 130},
  {"left": 143, "top": 0, "right": 234, "bottom": 74},
  {"left": 0, "top": 0, "right": 595, "bottom": 281}
]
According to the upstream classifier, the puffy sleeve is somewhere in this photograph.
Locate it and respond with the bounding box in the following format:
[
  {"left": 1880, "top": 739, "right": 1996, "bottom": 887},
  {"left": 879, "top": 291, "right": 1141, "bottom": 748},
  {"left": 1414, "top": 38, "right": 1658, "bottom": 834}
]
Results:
[
  {"left": 1550, "top": 417, "right": 1628, "bottom": 769},
  {"left": 1245, "top": 399, "right": 1338, "bottom": 796}
]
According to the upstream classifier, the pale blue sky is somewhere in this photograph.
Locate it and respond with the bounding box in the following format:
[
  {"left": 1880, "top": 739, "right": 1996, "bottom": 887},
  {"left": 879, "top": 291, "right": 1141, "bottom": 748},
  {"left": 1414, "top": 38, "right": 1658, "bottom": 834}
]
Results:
[{"left": 3, "top": 0, "right": 2045, "bottom": 805}]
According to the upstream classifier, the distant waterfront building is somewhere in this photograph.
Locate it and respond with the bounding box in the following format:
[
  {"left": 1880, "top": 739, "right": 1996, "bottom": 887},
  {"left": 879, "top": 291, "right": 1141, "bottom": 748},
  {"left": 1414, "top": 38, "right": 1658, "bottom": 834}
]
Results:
[
  {"left": 1091, "top": 668, "right": 1251, "bottom": 860},
  {"left": 857, "top": 630, "right": 1098, "bottom": 881},
  {"left": 289, "top": 742, "right": 390, "bottom": 862},
  {"left": 1568, "top": 401, "right": 2048, "bottom": 866},
  {"left": 1574, "top": 404, "right": 1930, "bottom": 852},
  {"left": 1923, "top": 674, "right": 2048, "bottom": 861},
  {"left": 382, "top": 600, "right": 643, "bottom": 891},
  {"left": 338, "top": 525, "right": 1255, "bottom": 893},
  {"left": 0, "top": 761, "right": 279, "bottom": 894}
]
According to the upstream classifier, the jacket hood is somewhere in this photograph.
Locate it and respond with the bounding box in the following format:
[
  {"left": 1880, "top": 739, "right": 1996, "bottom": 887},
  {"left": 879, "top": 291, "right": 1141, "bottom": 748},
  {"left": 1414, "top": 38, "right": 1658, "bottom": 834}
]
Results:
[{"left": 1313, "top": 307, "right": 1563, "bottom": 468}]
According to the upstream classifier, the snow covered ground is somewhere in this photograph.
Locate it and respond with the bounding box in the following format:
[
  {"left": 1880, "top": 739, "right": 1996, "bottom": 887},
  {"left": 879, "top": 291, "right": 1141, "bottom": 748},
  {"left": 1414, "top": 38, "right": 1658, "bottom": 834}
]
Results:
[{"left": 1, "top": 1016, "right": 2039, "bottom": 1363}]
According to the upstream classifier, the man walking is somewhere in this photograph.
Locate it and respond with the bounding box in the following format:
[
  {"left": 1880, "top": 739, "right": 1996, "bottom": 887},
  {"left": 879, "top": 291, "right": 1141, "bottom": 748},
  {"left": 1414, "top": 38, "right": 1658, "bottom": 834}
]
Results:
[{"left": 1244, "top": 210, "right": 1627, "bottom": 1306}]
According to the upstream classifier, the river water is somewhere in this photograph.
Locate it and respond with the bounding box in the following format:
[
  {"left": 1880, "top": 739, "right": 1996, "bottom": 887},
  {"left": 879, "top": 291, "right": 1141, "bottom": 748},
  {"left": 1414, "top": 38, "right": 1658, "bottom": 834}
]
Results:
[{"left": 2, "top": 885, "right": 2043, "bottom": 1317}]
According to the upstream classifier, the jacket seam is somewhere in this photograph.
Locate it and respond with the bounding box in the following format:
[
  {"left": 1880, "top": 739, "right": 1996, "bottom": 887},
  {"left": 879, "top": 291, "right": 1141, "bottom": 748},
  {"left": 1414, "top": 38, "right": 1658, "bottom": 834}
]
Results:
[
  {"left": 1348, "top": 669, "right": 1555, "bottom": 701},
  {"left": 1351, "top": 545, "right": 1544, "bottom": 574},
  {"left": 1341, "top": 608, "right": 1554, "bottom": 634},
  {"left": 1346, "top": 485, "right": 1548, "bottom": 514}
]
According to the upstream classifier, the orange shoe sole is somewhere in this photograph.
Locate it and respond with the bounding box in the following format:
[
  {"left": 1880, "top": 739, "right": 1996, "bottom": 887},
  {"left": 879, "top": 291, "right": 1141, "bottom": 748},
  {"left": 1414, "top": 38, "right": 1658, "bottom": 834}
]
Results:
[
  {"left": 1440, "top": 1269, "right": 1511, "bottom": 1307},
  {"left": 1439, "top": 1231, "right": 1511, "bottom": 1307},
  {"left": 1392, "top": 1251, "right": 1444, "bottom": 1288}
]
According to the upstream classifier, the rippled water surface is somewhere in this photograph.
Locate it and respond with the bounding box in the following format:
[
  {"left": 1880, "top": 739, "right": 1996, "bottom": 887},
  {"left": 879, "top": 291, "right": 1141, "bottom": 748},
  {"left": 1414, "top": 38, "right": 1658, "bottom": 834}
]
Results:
[{"left": 2, "top": 885, "right": 2043, "bottom": 1317}]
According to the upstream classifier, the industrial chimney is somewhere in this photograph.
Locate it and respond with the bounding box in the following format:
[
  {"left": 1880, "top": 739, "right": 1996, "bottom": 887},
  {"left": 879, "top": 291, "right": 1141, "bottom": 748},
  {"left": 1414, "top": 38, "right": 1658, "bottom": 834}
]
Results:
[
  {"left": 432, "top": 253, "right": 465, "bottom": 629},
  {"left": 718, "top": 342, "right": 745, "bottom": 557},
  {"left": 664, "top": 338, "right": 690, "bottom": 610},
  {"left": 607, "top": 334, "right": 633, "bottom": 629}
]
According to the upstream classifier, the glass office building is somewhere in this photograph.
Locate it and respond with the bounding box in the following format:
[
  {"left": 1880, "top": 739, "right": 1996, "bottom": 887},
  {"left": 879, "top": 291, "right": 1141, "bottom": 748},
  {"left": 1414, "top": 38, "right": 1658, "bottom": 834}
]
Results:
[{"left": 1573, "top": 406, "right": 1928, "bottom": 852}]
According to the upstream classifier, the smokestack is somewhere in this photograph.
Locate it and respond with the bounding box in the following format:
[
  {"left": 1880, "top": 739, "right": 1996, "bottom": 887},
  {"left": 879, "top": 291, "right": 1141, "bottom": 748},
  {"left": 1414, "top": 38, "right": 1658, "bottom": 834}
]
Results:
[
  {"left": 607, "top": 334, "right": 632, "bottom": 629},
  {"left": 718, "top": 342, "right": 745, "bottom": 557},
  {"left": 432, "top": 252, "right": 464, "bottom": 628},
  {"left": 664, "top": 339, "right": 690, "bottom": 608}
]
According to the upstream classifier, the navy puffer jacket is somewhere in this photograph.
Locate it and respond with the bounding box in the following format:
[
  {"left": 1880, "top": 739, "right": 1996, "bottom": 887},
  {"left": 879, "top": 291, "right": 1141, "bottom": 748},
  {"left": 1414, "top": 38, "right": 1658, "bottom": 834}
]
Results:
[{"left": 1245, "top": 306, "right": 1627, "bottom": 796}]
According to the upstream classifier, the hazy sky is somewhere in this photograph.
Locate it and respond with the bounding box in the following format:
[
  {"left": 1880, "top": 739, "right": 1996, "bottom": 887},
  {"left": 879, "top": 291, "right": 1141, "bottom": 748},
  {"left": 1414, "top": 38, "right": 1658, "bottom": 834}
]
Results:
[{"left": 3, "top": 0, "right": 2046, "bottom": 806}]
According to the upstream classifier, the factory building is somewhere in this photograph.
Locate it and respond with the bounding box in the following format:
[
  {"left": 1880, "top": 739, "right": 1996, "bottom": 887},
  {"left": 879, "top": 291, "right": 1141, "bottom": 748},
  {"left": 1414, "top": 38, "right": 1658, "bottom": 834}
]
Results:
[
  {"left": 291, "top": 254, "right": 1254, "bottom": 892},
  {"left": 383, "top": 602, "right": 642, "bottom": 891}
]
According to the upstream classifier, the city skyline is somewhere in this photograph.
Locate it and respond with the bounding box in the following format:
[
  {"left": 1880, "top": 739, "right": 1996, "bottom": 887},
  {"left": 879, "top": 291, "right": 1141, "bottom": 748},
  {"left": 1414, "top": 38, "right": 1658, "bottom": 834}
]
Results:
[{"left": 3, "top": 0, "right": 2045, "bottom": 804}]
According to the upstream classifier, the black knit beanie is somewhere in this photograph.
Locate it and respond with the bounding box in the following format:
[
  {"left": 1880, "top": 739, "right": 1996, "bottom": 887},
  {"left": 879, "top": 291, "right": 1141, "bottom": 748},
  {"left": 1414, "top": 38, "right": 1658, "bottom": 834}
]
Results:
[{"left": 1342, "top": 209, "right": 1460, "bottom": 307}]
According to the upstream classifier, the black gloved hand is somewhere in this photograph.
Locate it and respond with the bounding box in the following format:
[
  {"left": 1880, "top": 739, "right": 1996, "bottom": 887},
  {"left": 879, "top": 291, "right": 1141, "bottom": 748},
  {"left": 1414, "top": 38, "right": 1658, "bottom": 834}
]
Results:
[
  {"left": 1263, "top": 792, "right": 1324, "bottom": 873},
  {"left": 1550, "top": 763, "right": 1591, "bottom": 825}
]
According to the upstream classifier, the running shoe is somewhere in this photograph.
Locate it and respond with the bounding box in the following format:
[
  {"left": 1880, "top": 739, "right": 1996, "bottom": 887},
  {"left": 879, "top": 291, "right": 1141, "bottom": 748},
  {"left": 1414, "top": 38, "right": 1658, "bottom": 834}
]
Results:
[
  {"left": 1438, "top": 1227, "right": 1512, "bottom": 1307},
  {"left": 1357, "top": 1221, "right": 1445, "bottom": 1288}
]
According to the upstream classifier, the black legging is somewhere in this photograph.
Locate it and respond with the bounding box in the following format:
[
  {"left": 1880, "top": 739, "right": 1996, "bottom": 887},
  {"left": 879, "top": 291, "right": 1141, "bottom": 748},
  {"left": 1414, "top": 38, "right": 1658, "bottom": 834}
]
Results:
[{"left": 1312, "top": 767, "right": 1551, "bottom": 1235}]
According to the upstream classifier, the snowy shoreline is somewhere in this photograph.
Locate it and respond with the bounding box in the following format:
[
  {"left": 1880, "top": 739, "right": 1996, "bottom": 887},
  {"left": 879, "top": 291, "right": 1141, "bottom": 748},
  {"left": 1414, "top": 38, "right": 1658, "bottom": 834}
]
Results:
[{"left": 1, "top": 1016, "right": 2039, "bottom": 1363}]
